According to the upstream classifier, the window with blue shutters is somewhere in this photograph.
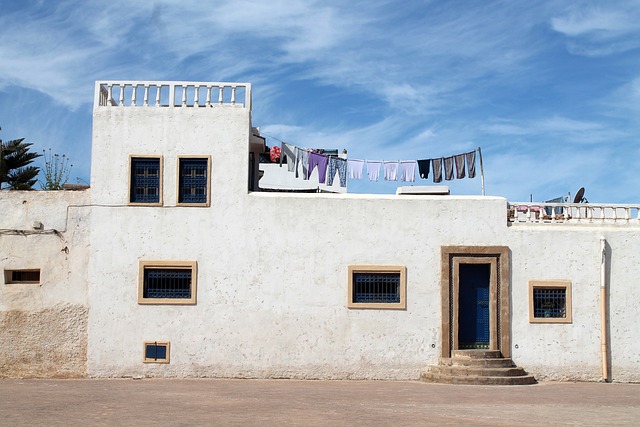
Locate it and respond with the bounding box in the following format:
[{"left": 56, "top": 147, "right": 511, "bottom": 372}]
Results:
[
  {"left": 130, "top": 157, "right": 162, "bottom": 204},
  {"left": 178, "top": 157, "right": 210, "bottom": 205}
]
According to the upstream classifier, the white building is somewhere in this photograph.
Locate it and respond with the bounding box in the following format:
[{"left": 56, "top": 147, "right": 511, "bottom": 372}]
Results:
[{"left": 1, "top": 80, "right": 639, "bottom": 383}]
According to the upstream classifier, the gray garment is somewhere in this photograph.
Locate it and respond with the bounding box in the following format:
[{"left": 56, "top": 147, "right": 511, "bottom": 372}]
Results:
[
  {"left": 432, "top": 158, "right": 443, "bottom": 183},
  {"left": 444, "top": 156, "right": 454, "bottom": 181},
  {"left": 454, "top": 154, "right": 465, "bottom": 179},
  {"left": 281, "top": 143, "right": 297, "bottom": 173},
  {"left": 465, "top": 151, "right": 476, "bottom": 178}
]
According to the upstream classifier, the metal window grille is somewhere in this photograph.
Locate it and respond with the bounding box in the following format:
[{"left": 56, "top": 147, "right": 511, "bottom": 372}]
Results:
[
  {"left": 130, "top": 158, "right": 160, "bottom": 203},
  {"left": 143, "top": 268, "right": 192, "bottom": 299},
  {"left": 352, "top": 272, "right": 400, "bottom": 303},
  {"left": 145, "top": 343, "right": 168, "bottom": 361},
  {"left": 11, "top": 270, "right": 40, "bottom": 282},
  {"left": 179, "top": 159, "right": 208, "bottom": 203},
  {"left": 533, "top": 288, "right": 566, "bottom": 318}
]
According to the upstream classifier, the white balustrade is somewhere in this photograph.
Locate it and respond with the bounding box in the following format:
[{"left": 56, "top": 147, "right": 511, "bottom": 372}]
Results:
[
  {"left": 95, "top": 81, "right": 252, "bottom": 109},
  {"left": 508, "top": 202, "right": 640, "bottom": 225}
]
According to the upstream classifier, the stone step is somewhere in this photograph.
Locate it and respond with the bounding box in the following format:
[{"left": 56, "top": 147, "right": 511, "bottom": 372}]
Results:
[
  {"left": 441, "top": 357, "right": 516, "bottom": 368},
  {"left": 427, "top": 365, "right": 527, "bottom": 377},
  {"left": 451, "top": 349, "right": 502, "bottom": 359},
  {"left": 420, "top": 371, "right": 537, "bottom": 386}
]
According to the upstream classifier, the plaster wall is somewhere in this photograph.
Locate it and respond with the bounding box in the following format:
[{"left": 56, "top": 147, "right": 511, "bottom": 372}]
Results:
[
  {"left": 0, "top": 190, "right": 90, "bottom": 377},
  {"left": 86, "top": 98, "right": 640, "bottom": 382}
]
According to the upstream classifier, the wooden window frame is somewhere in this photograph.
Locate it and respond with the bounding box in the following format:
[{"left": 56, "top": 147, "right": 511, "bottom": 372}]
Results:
[
  {"left": 176, "top": 155, "right": 211, "bottom": 207},
  {"left": 347, "top": 265, "right": 406, "bottom": 310},
  {"left": 138, "top": 260, "right": 197, "bottom": 305},
  {"left": 143, "top": 341, "right": 171, "bottom": 363},
  {"left": 128, "top": 155, "right": 163, "bottom": 206},
  {"left": 528, "top": 280, "right": 572, "bottom": 324}
]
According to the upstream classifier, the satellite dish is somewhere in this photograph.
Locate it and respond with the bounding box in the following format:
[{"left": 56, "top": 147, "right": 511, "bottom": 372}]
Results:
[{"left": 573, "top": 187, "right": 588, "bottom": 203}]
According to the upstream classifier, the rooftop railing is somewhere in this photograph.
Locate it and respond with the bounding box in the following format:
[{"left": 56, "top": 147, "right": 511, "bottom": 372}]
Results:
[
  {"left": 508, "top": 202, "right": 640, "bottom": 225},
  {"left": 95, "top": 81, "right": 251, "bottom": 109}
]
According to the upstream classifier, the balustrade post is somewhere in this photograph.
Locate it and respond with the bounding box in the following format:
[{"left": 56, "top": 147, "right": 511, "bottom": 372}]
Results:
[
  {"left": 169, "top": 84, "right": 175, "bottom": 107},
  {"left": 181, "top": 85, "right": 187, "bottom": 107},
  {"left": 206, "top": 86, "right": 212, "bottom": 107},
  {"left": 131, "top": 84, "right": 137, "bottom": 106},
  {"left": 155, "top": 85, "right": 161, "bottom": 107},
  {"left": 107, "top": 84, "right": 113, "bottom": 106},
  {"left": 218, "top": 87, "right": 224, "bottom": 105},
  {"left": 119, "top": 84, "right": 125, "bottom": 107},
  {"left": 231, "top": 86, "right": 237, "bottom": 105},
  {"left": 193, "top": 85, "right": 200, "bottom": 107},
  {"left": 144, "top": 85, "right": 149, "bottom": 106}
]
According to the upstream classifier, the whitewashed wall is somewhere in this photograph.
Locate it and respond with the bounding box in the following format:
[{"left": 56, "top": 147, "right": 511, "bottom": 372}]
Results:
[
  {"left": 84, "top": 90, "right": 640, "bottom": 382},
  {"left": 0, "top": 190, "right": 90, "bottom": 377}
]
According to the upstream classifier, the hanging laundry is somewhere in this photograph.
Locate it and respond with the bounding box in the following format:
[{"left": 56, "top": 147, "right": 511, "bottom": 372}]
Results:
[
  {"left": 399, "top": 160, "right": 417, "bottom": 182},
  {"left": 347, "top": 159, "right": 364, "bottom": 179},
  {"left": 327, "top": 157, "right": 347, "bottom": 187},
  {"left": 295, "top": 148, "right": 310, "bottom": 179},
  {"left": 454, "top": 154, "right": 466, "bottom": 179},
  {"left": 366, "top": 160, "right": 382, "bottom": 182},
  {"left": 432, "top": 158, "right": 443, "bottom": 183},
  {"left": 444, "top": 156, "right": 454, "bottom": 181},
  {"left": 270, "top": 146, "right": 281, "bottom": 163},
  {"left": 465, "top": 150, "right": 476, "bottom": 178},
  {"left": 417, "top": 159, "right": 430, "bottom": 179},
  {"left": 308, "top": 152, "right": 329, "bottom": 183},
  {"left": 383, "top": 161, "right": 399, "bottom": 181},
  {"left": 280, "top": 143, "right": 297, "bottom": 172}
]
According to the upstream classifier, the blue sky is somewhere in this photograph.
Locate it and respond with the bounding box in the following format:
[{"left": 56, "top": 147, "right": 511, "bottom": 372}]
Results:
[{"left": 1, "top": 1, "right": 639, "bottom": 202}]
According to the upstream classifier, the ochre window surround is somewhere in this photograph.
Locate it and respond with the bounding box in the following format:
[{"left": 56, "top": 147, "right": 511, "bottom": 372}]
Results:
[
  {"left": 528, "top": 280, "right": 572, "bottom": 324},
  {"left": 129, "top": 155, "right": 163, "bottom": 206},
  {"left": 347, "top": 265, "right": 406, "bottom": 310},
  {"left": 138, "top": 260, "right": 197, "bottom": 305},
  {"left": 176, "top": 155, "right": 211, "bottom": 207}
]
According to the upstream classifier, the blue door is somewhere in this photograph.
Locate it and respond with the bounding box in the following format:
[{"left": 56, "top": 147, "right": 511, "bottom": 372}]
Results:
[{"left": 458, "top": 264, "right": 491, "bottom": 349}]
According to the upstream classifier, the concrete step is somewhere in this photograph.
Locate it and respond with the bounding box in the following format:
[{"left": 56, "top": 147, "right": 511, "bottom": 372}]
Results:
[
  {"left": 442, "top": 357, "right": 516, "bottom": 368},
  {"left": 451, "top": 349, "right": 502, "bottom": 359},
  {"left": 420, "top": 371, "right": 537, "bottom": 386},
  {"left": 427, "top": 365, "right": 527, "bottom": 377}
]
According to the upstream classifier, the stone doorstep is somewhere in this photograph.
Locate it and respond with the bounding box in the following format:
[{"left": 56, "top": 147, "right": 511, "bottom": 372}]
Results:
[
  {"left": 420, "top": 349, "right": 537, "bottom": 386},
  {"left": 427, "top": 365, "right": 527, "bottom": 377},
  {"left": 420, "top": 372, "right": 537, "bottom": 386},
  {"left": 442, "top": 357, "right": 516, "bottom": 368}
]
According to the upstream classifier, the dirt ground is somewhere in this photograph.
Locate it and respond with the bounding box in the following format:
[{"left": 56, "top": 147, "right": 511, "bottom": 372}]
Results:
[{"left": 0, "top": 379, "right": 638, "bottom": 426}]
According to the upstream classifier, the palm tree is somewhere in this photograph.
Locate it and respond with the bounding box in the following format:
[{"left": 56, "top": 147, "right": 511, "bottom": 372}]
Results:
[{"left": 0, "top": 129, "right": 42, "bottom": 190}]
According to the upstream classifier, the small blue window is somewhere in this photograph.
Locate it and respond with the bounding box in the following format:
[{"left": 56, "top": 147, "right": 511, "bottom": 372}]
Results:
[
  {"left": 143, "top": 268, "right": 192, "bottom": 299},
  {"left": 130, "top": 158, "right": 160, "bottom": 203},
  {"left": 143, "top": 341, "right": 170, "bottom": 363},
  {"left": 533, "top": 288, "right": 566, "bottom": 318},
  {"left": 352, "top": 272, "right": 401, "bottom": 303},
  {"left": 179, "top": 158, "right": 208, "bottom": 204}
]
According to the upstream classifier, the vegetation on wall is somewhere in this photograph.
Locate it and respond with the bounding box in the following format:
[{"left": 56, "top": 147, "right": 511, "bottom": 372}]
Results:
[{"left": 40, "top": 148, "right": 73, "bottom": 190}]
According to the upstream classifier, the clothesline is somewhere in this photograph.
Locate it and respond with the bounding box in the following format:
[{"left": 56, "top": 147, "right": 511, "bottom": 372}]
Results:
[{"left": 262, "top": 134, "right": 486, "bottom": 194}]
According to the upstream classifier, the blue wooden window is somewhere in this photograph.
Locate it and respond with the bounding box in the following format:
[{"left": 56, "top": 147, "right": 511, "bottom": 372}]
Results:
[
  {"left": 143, "top": 268, "right": 192, "bottom": 299},
  {"left": 533, "top": 288, "right": 566, "bottom": 318},
  {"left": 352, "top": 272, "right": 400, "bottom": 303},
  {"left": 145, "top": 343, "right": 168, "bottom": 361},
  {"left": 179, "top": 158, "right": 208, "bottom": 204},
  {"left": 130, "top": 158, "right": 160, "bottom": 203}
]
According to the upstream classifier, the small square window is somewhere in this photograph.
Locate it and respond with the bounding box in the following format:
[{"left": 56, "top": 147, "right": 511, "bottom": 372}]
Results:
[
  {"left": 138, "top": 260, "right": 197, "bottom": 305},
  {"left": 177, "top": 156, "right": 210, "bottom": 206},
  {"left": 143, "top": 341, "right": 170, "bottom": 363},
  {"left": 347, "top": 265, "right": 406, "bottom": 309},
  {"left": 529, "top": 280, "right": 572, "bottom": 323},
  {"left": 4, "top": 269, "right": 41, "bottom": 284},
  {"left": 130, "top": 156, "right": 163, "bottom": 205}
]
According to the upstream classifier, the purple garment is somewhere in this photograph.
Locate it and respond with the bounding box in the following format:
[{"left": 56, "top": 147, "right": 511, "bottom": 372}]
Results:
[
  {"left": 444, "top": 156, "right": 454, "bottom": 181},
  {"left": 465, "top": 150, "right": 476, "bottom": 178},
  {"left": 454, "top": 154, "right": 466, "bottom": 179},
  {"left": 308, "top": 152, "right": 329, "bottom": 183}
]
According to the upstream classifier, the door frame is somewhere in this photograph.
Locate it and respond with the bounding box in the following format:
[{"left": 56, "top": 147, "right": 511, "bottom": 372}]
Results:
[{"left": 440, "top": 246, "right": 511, "bottom": 359}]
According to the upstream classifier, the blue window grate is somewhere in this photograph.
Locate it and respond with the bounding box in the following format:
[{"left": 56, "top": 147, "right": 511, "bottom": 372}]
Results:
[
  {"left": 130, "top": 158, "right": 160, "bottom": 203},
  {"left": 179, "top": 158, "right": 208, "bottom": 203},
  {"left": 353, "top": 272, "right": 400, "bottom": 303},
  {"left": 143, "top": 268, "right": 192, "bottom": 299},
  {"left": 533, "top": 288, "right": 566, "bottom": 318},
  {"left": 145, "top": 343, "right": 168, "bottom": 361}
]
